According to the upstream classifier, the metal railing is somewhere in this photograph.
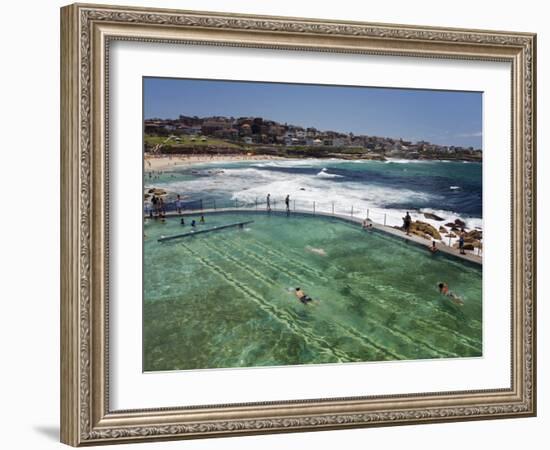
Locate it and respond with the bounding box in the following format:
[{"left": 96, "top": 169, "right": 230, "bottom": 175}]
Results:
[{"left": 144, "top": 196, "right": 482, "bottom": 255}]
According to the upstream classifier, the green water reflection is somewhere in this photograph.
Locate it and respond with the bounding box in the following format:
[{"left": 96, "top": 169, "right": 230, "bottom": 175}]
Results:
[{"left": 143, "top": 212, "right": 482, "bottom": 371}]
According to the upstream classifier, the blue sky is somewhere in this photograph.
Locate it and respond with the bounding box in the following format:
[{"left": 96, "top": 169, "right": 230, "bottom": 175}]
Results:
[{"left": 144, "top": 77, "right": 482, "bottom": 148}]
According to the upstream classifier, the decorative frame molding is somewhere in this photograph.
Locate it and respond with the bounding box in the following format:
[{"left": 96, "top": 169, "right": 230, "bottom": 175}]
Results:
[{"left": 60, "top": 3, "right": 536, "bottom": 446}]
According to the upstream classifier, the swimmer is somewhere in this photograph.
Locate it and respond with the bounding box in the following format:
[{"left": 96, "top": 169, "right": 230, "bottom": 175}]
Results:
[
  {"left": 200, "top": 215, "right": 205, "bottom": 223},
  {"left": 180, "top": 217, "right": 185, "bottom": 226},
  {"left": 438, "top": 282, "right": 464, "bottom": 305},
  {"left": 429, "top": 241, "right": 438, "bottom": 253},
  {"left": 305, "top": 246, "right": 327, "bottom": 256},
  {"left": 295, "top": 287, "right": 314, "bottom": 305}
]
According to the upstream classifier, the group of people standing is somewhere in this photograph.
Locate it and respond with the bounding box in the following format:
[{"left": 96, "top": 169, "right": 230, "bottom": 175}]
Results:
[
  {"left": 266, "top": 193, "right": 292, "bottom": 215},
  {"left": 149, "top": 194, "right": 166, "bottom": 218}
]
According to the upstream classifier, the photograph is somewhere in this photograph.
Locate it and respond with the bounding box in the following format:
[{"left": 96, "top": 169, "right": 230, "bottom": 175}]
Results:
[
  {"left": 142, "top": 78, "right": 484, "bottom": 372},
  {"left": 56, "top": 2, "right": 537, "bottom": 446}
]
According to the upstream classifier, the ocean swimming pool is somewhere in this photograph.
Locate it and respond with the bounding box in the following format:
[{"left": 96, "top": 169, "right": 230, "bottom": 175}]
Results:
[{"left": 143, "top": 212, "right": 482, "bottom": 372}]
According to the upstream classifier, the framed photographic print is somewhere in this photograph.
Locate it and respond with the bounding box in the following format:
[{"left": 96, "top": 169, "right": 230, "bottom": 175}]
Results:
[{"left": 60, "top": 3, "right": 537, "bottom": 446}]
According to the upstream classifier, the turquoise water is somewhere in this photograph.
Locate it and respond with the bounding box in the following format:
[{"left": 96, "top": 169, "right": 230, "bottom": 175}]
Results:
[
  {"left": 149, "top": 158, "right": 482, "bottom": 231},
  {"left": 143, "top": 212, "right": 482, "bottom": 372}
]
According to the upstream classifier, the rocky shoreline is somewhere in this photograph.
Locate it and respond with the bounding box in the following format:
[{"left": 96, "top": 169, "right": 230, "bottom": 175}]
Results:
[{"left": 396, "top": 215, "right": 482, "bottom": 253}]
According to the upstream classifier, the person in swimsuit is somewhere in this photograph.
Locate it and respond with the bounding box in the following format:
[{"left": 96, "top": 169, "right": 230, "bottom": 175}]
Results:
[
  {"left": 438, "top": 282, "right": 464, "bottom": 305},
  {"left": 295, "top": 287, "right": 313, "bottom": 305}
]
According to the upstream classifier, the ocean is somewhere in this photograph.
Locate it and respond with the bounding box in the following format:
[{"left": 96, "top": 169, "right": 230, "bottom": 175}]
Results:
[{"left": 147, "top": 158, "right": 482, "bottom": 231}]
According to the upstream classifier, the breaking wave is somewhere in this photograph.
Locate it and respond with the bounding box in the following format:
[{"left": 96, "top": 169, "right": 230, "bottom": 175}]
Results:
[{"left": 154, "top": 158, "right": 482, "bottom": 240}]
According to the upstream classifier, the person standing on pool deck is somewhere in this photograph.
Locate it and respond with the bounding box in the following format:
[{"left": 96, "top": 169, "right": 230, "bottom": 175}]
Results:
[
  {"left": 266, "top": 193, "right": 271, "bottom": 212},
  {"left": 429, "top": 241, "right": 438, "bottom": 254},
  {"left": 176, "top": 194, "right": 182, "bottom": 215},
  {"left": 403, "top": 212, "right": 412, "bottom": 236},
  {"left": 151, "top": 195, "right": 158, "bottom": 217},
  {"left": 285, "top": 194, "right": 290, "bottom": 215},
  {"left": 459, "top": 231, "right": 466, "bottom": 254},
  {"left": 158, "top": 196, "right": 165, "bottom": 218}
]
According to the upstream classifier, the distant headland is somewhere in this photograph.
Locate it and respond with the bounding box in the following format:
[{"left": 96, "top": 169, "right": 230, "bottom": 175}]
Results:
[{"left": 144, "top": 115, "right": 482, "bottom": 162}]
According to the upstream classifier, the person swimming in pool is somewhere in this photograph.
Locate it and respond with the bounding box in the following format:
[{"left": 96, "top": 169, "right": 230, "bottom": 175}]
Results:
[
  {"left": 438, "top": 282, "right": 464, "bottom": 305},
  {"left": 295, "top": 287, "right": 314, "bottom": 305}
]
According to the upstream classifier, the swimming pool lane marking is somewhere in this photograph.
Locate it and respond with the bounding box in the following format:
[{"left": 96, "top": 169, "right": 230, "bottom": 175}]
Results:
[
  {"left": 179, "top": 242, "right": 345, "bottom": 362},
  {"left": 196, "top": 239, "right": 407, "bottom": 361},
  {"left": 197, "top": 239, "right": 390, "bottom": 361},
  {"left": 242, "top": 238, "right": 330, "bottom": 282},
  {"left": 180, "top": 242, "right": 356, "bottom": 363},
  {"left": 200, "top": 239, "right": 423, "bottom": 361},
  {"left": 213, "top": 238, "right": 311, "bottom": 285},
  {"left": 200, "top": 239, "right": 293, "bottom": 292},
  {"left": 209, "top": 236, "right": 467, "bottom": 358},
  {"left": 210, "top": 238, "right": 435, "bottom": 358},
  {"left": 216, "top": 237, "right": 471, "bottom": 357},
  {"left": 272, "top": 238, "right": 482, "bottom": 352},
  {"left": 331, "top": 283, "right": 458, "bottom": 358},
  {"left": 261, "top": 236, "right": 479, "bottom": 354},
  {"left": 184, "top": 232, "right": 480, "bottom": 356},
  {"left": 185, "top": 234, "right": 478, "bottom": 359},
  {"left": 352, "top": 276, "right": 482, "bottom": 350},
  {"left": 212, "top": 238, "right": 438, "bottom": 358},
  {"left": 348, "top": 276, "right": 481, "bottom": 352},
  {"left": 245, "top": 236, "right": 480, "bottom": 353}
]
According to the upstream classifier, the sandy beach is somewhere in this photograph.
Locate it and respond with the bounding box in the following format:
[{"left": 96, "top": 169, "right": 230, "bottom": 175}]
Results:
[{"left": 144, "top": 154, "right": 283, "bottom": 171}]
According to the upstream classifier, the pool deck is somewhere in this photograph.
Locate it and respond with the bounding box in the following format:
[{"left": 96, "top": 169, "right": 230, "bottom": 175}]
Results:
[{"left": 147, "top": 208, "right": 482, "bottom": 265}]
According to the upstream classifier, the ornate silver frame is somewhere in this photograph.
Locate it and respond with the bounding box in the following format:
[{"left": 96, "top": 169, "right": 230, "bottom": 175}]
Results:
[{"left": 60, "top": 3, "right": 536, "bottom": 446}]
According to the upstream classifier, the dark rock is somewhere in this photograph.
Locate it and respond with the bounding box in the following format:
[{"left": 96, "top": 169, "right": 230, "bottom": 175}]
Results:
[
  {"left": 454, "top": 218, "right": 466, "bottom": 228},
  {"left": 439, "top": 226, "right": 448, "bottom": 233},
  {"left": 467, "top": 229, "right": 482, "bottom": 240},
  {"left": 453, "top": 242, "right": 476, "bottom": 251},
  {"left": 410, "top": 221, "right": 442, "bottom": 240},
  {"left": 424, "top": 212, "right": 444, "bottom": 221}
]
